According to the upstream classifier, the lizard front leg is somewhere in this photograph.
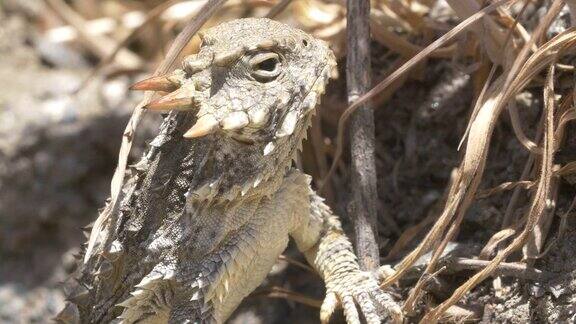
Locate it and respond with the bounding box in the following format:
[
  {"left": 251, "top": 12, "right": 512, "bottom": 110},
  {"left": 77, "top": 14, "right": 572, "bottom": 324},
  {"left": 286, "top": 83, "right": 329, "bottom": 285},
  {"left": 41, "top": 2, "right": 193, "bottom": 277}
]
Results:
[{"left": 291, "top": 189, "right": 403, "bottom": 324}]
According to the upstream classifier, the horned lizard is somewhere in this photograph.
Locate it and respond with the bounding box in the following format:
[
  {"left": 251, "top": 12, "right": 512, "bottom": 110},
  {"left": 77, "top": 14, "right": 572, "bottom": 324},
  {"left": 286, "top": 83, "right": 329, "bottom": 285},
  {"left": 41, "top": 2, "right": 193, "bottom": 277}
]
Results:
[{"left": 57, "top": 18, "right": 402, "bottom": 324}]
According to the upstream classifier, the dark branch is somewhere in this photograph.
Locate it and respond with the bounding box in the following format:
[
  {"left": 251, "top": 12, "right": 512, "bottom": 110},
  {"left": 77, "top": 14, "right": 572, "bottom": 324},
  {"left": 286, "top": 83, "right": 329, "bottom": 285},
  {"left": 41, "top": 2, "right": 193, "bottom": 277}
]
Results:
[{"left": 346, "top": 0, "right": 380, "bottom": 271}]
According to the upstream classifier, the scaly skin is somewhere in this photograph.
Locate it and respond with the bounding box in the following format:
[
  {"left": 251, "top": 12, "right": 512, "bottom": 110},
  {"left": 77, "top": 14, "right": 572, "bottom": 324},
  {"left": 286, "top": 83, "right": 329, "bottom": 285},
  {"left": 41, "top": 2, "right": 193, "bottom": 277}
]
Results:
[{"left": 57, "top": 18, "right": 402, "bottom": 324}]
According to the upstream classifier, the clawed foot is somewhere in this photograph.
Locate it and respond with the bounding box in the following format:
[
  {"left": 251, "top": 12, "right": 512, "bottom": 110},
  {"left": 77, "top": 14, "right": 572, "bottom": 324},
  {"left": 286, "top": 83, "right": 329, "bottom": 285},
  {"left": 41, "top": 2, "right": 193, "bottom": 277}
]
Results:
[{"left": 321, "top": 270, "right": 402, "bottom": 324}]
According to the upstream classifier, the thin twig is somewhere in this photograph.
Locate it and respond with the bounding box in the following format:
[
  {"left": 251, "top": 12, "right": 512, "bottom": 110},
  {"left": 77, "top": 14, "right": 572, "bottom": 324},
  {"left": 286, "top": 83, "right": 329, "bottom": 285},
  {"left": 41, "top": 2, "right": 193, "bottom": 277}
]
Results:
[
  {"left": 251, "top": 286, "right": 322, "bottom": 308},
  {"left": 278, "top": 255, "right": 315, "bottom": 273},
  {"left": 476, "top": 180, "right": 534, "bottom": 199},
  {"left": 479, "top": 228, "right": 517, "bottom": 259},
  {"left": 346, "top": 0, "right": 379, "bottom": 271},
  {"left": 403, "top": 266, "right": 447, "bottom": 316},
  {"left": 508, "top": 101, "right": 543, "bottom": 154},
  {"left": 265, "top": 0, "right": 293, "bottom": 19},
  {"left": 442, "top": 258, "right": 551, "bottom": 281},
  {"left": 421, "top": 20, "right": 564, "bottom": 320},
  {"left": 446, "top": 0, "right": 510, "bottom": 64},
  {"left": 502, "top": 114, "right": 544, "bottom": 227}
]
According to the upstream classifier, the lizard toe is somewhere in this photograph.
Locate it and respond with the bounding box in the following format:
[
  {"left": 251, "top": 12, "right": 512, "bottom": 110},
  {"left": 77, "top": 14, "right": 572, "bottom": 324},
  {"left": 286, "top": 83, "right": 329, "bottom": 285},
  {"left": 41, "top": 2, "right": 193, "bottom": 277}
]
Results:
[
  {"left": 355, "top": 290, "right": 381, "bottom": 324},
  {"left": 370, "top": 286, "right": 403, "bottom": 324},
  {"left": 320, "top": 292, "right": 338, "bottom": 324},
  {"left": 342, "top": 295, "right": 360, "bottom": 324}
]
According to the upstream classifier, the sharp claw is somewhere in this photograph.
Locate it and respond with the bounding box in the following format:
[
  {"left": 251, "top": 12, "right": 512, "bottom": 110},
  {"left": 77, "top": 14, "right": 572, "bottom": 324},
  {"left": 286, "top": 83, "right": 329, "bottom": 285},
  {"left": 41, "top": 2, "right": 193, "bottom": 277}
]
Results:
[
  {"left": 130, "top": 75, "right": 179, "bottom": 92},
  {"left": 323, "top": 273, "right": 402, "bottom": 324},
  {"left": 184, "top": 114, "right": 219, "bottom": 138}
]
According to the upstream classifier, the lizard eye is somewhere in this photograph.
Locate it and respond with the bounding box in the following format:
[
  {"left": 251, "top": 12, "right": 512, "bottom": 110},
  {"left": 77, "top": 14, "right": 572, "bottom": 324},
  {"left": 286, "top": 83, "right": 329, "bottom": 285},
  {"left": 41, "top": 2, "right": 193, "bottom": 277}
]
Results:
[{"left": 248, "top": 52, "right": 282, "bottom": 82}]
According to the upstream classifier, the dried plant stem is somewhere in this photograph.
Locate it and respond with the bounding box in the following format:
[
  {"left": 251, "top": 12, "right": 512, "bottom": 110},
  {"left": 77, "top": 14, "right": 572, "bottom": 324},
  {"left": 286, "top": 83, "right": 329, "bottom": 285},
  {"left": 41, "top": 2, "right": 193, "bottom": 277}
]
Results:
[
  {"left": 346, "top": 0, "right": 379, "bottom": 270},
  {"left": 445, "top": 0, "right": 510, "bottom": 64},
  {"left": 501, "top": 142, "right": 538, "bottom": 227},
  {"left": 402, "top": 180, "right": 477, "bottom": 315},
  {"left": 403, "top": 266, "right": 446, "bottom": 315},
  {"left": 265, "top": 0, "right": 293, "bottom": 18},
  {"left": 255, "top": 286, "right": 322, "bottom": 308},
  {"left": 479, "top": 228, "right": 517, "bottom": 259},
  {"left": 508, "top": 101, "right": 543, "bottom": 153},
  {"left": 383, "top": 2, "right": 565, "bottom": 316},
  {"left": 370, "top": 13, "right": 456, "bottom": 59},
  {"left": 322, "top": 0, "right": 517, "bottom": 191},
  {"left": 443, "top": 258, "right": 551, "bottom": 281},
  {"left": 476, "top": 181, "right": 534, "bottom": 199},
  {"left": 420, "top": 61, "right": 557, "bottom": 324}
]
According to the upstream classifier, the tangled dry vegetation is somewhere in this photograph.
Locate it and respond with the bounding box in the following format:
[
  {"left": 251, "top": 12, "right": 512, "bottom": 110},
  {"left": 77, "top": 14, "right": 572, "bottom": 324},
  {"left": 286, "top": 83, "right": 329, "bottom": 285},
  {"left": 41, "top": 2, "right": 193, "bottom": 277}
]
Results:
[{"left": 3, "top": 0, "right": 576, "bottom": 322}]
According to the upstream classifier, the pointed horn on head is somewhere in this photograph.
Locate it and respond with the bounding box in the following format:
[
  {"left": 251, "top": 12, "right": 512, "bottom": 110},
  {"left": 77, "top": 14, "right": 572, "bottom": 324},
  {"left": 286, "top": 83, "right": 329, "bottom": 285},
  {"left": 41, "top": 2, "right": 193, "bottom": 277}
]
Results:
[
  {"left": 130, "top": 75, "right": 179, "bottom": 92},
  {"left": 144, "top": 87, "right": 198, "bottom": 112}
]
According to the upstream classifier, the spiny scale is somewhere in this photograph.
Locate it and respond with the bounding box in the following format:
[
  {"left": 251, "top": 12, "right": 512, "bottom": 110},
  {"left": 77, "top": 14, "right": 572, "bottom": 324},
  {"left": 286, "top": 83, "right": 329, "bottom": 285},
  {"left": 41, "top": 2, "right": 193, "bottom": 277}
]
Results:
[
  {"left": 67, "top": 284, "right": 90, "bottom": 304},
  {"left": 54, "top": 303, "right": 80, "bottom": 323},
  {"left": 184, "top": 114, "right": 219, "bottom": 138},
  {"left": 221, "top": 111, "right": 249, "bottom": 130}
]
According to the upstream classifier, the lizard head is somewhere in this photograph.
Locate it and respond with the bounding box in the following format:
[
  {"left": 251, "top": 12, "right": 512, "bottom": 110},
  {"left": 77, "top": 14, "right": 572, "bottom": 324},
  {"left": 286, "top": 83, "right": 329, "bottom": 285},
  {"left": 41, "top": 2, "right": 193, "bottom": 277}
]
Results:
[{"left": 132, "top": 18, "right": 337, "bottom": 155}]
